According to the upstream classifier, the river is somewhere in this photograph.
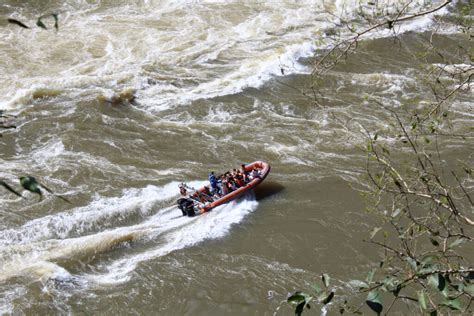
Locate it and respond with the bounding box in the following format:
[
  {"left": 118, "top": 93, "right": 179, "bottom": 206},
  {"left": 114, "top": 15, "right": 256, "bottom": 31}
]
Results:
[{"left": 0, "top": 1, "right": 472, "bottom": 314}]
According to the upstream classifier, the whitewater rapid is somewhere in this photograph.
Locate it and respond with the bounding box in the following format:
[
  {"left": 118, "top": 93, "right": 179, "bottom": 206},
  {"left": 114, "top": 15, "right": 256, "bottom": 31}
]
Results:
[
  {"left": 0, "top": 180, "right": 258, "bottom": 287},
  {"left": 0, "top": 0, "right": 453, "bottom": 112},
  {"left": 1, "top": 1, "right": 469, "bottom": 314}
]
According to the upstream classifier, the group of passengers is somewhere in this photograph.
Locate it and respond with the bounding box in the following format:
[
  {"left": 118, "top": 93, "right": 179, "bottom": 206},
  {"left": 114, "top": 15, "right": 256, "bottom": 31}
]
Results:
[
  {"left": 179, "top": 164, "right": 261, "bottom": 204},
  {"left": 209, "top": 164, "right": 261, "bottom": 198}
]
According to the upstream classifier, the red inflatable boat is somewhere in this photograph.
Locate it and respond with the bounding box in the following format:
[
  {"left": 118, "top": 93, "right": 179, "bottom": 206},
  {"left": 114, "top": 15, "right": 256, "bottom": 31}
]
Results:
[{"left": 177, "top": 161, "right": 271, "bottom": 216}]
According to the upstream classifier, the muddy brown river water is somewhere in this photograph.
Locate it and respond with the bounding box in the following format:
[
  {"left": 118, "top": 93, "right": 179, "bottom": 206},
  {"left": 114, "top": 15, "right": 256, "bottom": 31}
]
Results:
[{"left": 1, "top": 1, "right": 472, "bottom": 315}]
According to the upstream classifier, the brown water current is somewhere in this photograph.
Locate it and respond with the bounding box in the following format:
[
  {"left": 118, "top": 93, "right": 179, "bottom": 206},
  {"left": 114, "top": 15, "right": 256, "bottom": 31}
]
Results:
[{"left": 1, "top": 1, "right": 472, "bottom": 315}]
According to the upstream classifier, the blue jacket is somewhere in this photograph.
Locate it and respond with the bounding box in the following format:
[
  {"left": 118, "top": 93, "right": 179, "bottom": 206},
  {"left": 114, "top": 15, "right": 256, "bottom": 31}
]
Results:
[{"left": 209, "top": 173, "right": 217, "bottom": 188}]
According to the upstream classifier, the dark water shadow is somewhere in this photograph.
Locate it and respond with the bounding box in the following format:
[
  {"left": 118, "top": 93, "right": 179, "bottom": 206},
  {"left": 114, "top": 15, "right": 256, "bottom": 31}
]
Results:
[{"left": 254, "top": 181, "right": 285, "bottom": 201}]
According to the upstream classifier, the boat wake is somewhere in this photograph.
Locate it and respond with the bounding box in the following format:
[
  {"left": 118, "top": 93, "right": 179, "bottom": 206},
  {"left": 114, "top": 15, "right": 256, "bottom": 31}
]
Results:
[{"left": 0, "top": 181, "right": 258, "bottom": 287}]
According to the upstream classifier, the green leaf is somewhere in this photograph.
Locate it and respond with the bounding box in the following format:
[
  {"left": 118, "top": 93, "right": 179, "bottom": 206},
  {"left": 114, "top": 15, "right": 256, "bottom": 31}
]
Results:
[
  {"left": 392, "top": 284, "right": 402, "bottom": 297},
  {"left": 7, "top": 18, "right": 30, "bottom": 29},
  {"left": 322, "top": 273, "right": 330, "bottom": 288},
  {"left": 393, "top": 179, "right": 403, "bottom": 189},
  {"left": 295, "top": 302, "right": 305, "bottom": 316},
  {"left": 427, "top": 274, "right": 438, "bottom": 289},
  {"left": 18, "top": 176, "right": 70, "bottom": 203},
  {"left": 391, "top": 208, "right": 401, "bottom": 218},
  {"left": 441, "top": 298, "right": 462, "bottom": 310},
  {"left": 288, "top": 292, "right": 312, "bottom": 315},
  {"left": 1, "top": 180, "right": 23, "bottom": 198},
  {"left": 373, "top": 133, "right": 378, "bottom": 141},
  {"left": 429, "top": 238, "right": 439, "bottom": 247},
  {"left": 20, "top": 176, "right": 42, "bottom": 196},
  {"left": 366, "top": 268, "right": 376, "bottom": 284},
  {"left": 288, "top": 293, "right": 306, "bottom": 306},
  {"left": 366, "top": 291, "right": 383, "bottom": 315},
  {"left": 421, "top": 255, "right": 439, "bottom": 267},
  {"left": 36, "top": 18, "right": 47, "bottom": 30},
  {"left": 52, "top": 13, "right": 59, "bottom": 30},
  {"left": 428, "top": 274, "right": 446, "bottom": 293},
  {"left": 418, "top": 264, "right": 437, "bottom": 275},
  {"left": 449, "top": 238, "right": 466, "bottom": 248},
  {"left": 318, "top": 291, "right": 334, "bottom": 305},
  {"left": 370, "top": 227, "right": 382, "bottom": 239},
  {"left": 288, "top": 295, "right": 304, "bottom": 306},
  {"left": 420, "top": 175, "right": 429, "bottom": 183},
  {"left": 382, "top": 276, "right": 395, "bottom": 289},
  {"left": 348, "top": 280, "right": 369, "bottom": 289},
  {"left": 405, "top": 257, "right": 418, "bottom": 272},
  {"left": 417, "top": 290, "right": 427, "bottom": 310}
]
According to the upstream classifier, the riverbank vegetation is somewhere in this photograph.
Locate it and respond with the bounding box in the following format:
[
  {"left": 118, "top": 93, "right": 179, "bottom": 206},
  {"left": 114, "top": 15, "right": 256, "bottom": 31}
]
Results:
[{"left": 287, "top": 1, "right": 473, "bottom": 314}]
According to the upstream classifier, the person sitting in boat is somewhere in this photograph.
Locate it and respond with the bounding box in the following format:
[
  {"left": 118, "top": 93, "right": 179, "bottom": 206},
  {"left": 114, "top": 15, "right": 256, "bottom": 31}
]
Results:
[
  {"left": 189, "top": 190, "right": 210, "bottom": 207},
  {"left": 239, "top": 164, "right": 249, "bottom": 182},
  {"left": 202, "top": 186, "right": 215, "bottom": 202},
  {"left": 196, "top": 192, "right": 206, "bottom": 204},
  {"left": 225, "top": 181, "right": 232, "bottom": 193},
  {"left": 234, "top": 174, "right": 244, "bottom": 187},
  {"left": 221, "top": 178, "right": 229, "bottom": 196},
  {"left": 227, "top": 177, "right": 236, "bottom": 192},
  {"left": 179, "top": 183, "right": 187, "bottom": 196},
  {"left": 208, "top": 171, "right": 218, "bottom": 194},
  {"left": 249, "top": 169, "right": 261, "bottom": 180},
  {"left": 216, "top": 175, "right": 224, "bottom": 196}
]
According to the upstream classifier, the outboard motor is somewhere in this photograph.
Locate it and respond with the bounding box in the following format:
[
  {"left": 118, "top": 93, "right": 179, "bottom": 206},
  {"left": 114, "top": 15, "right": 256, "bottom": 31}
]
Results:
[{"left": 177, "top": 198, "right": 196, "bottom": 217}]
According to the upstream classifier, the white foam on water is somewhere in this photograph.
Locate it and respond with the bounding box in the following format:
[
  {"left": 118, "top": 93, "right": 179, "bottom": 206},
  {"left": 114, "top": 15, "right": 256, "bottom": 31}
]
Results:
[
  {"left": 0, "top": 181, "right": 186, "bottom": 246},
  {"left": 347, "top": 72, "right": 419, "bottom": 98},
  {"left": 0, "top": 0, "right": 456, "bottom": 113},
  {"left": 334, "top": 0, "right": 451, "bottom": 35},
  {"left": 0, "top": 182, "right": 180, "bottom": 282},
  {"left": 0, "top": 1, "right": 321, "bottom": 112},
  {"left": 0, "top": 286, "right": 27, "bottom": 315},
  {"left": 0, "top": 231, "right": 144, "bottom": 283},
  {"left": 137, "top": 40, "right": 316, "bottom": 112},
  {"left": 10, "top": 136, "right": 122, "bottom": 181},
  {"left": 86, "top": 194, "right": 258, "bottom": 285},
  {"left": 349, "top": 73, "right": 416, "bottom": 87},
  {"left": 433, "top": 63, "right": 473, "bottom": 74},
  {"left": 0, "top": 179, "right": 257, "bottom": 288}
]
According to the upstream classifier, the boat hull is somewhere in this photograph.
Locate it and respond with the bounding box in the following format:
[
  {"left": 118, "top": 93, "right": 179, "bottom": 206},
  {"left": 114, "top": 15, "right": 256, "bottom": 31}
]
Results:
[{"left": 197, "top": 161, "right": 270, "bottom": 214}]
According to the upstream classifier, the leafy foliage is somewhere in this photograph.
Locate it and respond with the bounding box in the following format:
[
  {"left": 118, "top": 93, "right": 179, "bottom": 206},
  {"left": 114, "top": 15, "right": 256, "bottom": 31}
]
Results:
[
  {"left": 7, "top": 18, "right": 30, "bottom": 29},
  {"left": 0, "top": 180, "right": 23, "bottom": 198},
  {"left": 286, "top": 1, "right": 473, "bottom": 315},
  {"left": 366, "top": 291, "right": 383, "bottom": 315},
  {"left": 287, "top": 275, "right": 335, "bottom": 315},
  {"left": 7, "top": 13, "right": 59, "bottom": 31},
  {"left": 1, "top": 176, "right": 70, "bottom": 203}
]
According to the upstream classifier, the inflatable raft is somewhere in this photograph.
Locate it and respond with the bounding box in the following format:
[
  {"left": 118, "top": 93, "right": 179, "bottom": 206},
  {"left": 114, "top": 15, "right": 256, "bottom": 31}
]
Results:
[{"left": 177, "top": 161, "right": 270, "bottom": 216}]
